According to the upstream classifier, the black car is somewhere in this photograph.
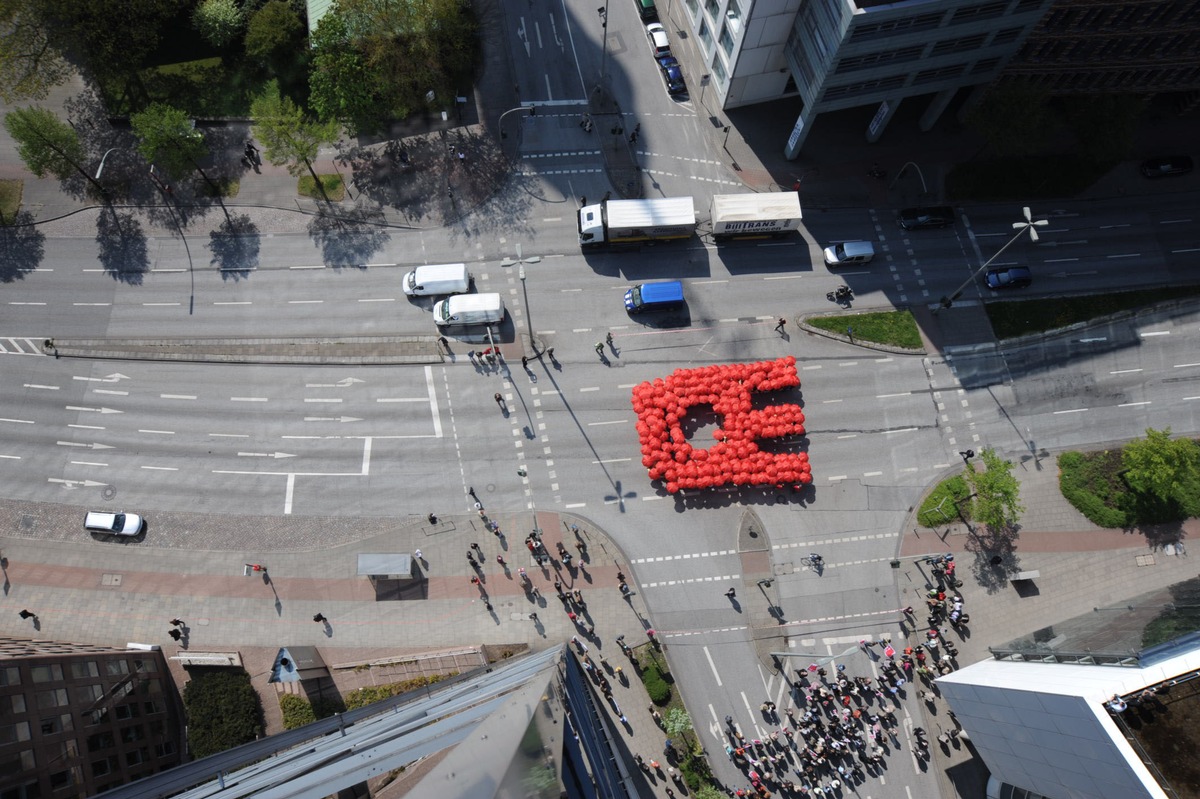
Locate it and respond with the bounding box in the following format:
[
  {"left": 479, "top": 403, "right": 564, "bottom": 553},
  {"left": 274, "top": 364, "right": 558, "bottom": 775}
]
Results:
[
  {"left": 984, "top": 265, "right": 1032, "bottom": 290},
  {"left": 1140, "top": 155, "right": 1193, "bottom": 178},
  {"left": 897, "top": 206, "right": 955, "bottom": 230}
]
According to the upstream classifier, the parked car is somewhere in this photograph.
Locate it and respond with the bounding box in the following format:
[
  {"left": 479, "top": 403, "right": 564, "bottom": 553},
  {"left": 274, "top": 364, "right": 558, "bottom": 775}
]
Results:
[
  {"left": 984, "top": 265, "right": 1032, "bottom": 289},
  {"left": 84, "top": 511, "right": 144, "bottom": 537},
  {"left": 657, "top": 56, "right": 686, "bottom": 94},
  {"left": 1140, "top": 155, "right": 1193, "bottom": 178},
  {"left": 632, "top": 0, "right": 658, "bottom": 21},
  {"left": 646, "top": 22, "right": 671, "bottom": 57},
  {"left": 897, "top": 206, "right": 956, "bottom": 230}
]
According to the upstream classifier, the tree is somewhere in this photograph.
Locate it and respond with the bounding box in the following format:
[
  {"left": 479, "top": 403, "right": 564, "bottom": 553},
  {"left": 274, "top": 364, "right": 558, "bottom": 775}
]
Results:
[
  {"left": 0, "top": 0, "right": 71, "bottom": 101},
  {"left": 250, "top": 80, "right": 339, "bottom": 202},
  {"left": 35, "top": 0, "right": 177, "bottom": 92},
  {"left": 964, "top": 448, "right": 1024, "bottom": 531},
  {"left": 4, "top": 106, "right": 106, "bottom": 195},
  {"left": 308, "top": 13, "right": 378, "bottom": 133},
  {"left": 192, "top": 0, "right": 246, "bottom": 49},
  {"left": 664, "top": 707, "right": 692, "bottom": 739},
  {"left": 245, "top": 0, "right": 304, "bottom": 64},
  {"left": 130, "top": 103, "right": 209, "bottom": 182},
  {"left": 1122, "top": 428, "right": 1200, "bottom": 514}
]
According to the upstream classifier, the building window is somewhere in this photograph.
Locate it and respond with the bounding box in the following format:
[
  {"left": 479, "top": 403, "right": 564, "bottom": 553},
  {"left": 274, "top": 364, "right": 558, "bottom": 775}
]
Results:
[
  {"left": 87, "top": 731, "right": 116, "bottom": 752},
  {"left": 154, "top": 741, "right": 176, "bottom": 758},
  {"left": 849, "top": 13, "right": 943, "bottom": 42},
  {"left": 685, "top": 0, "right": 699, "bottom": 20},
  {"left": 49, "top": 770, "right": 75, "bottom": 790},
  {"left": 698, "top": 18, "right": 713, "bottom": 52},
  {"left": 121, "top": 725, "right": 146, "bottom": 744},
  {"left": 835, "top": 47, "right": 923, "bottom": 74},
  {"left": 36, "top": 688, "right": 69, "bottom": 709},
  {"left": 990, "top": 27, "right": 1023, "bottom": 45},
  {"left": 40, "top": 715, "right": 69, "bottom": 735},
  {"left": 1, "top": 721, "right": 32, "bottom": 744},
  {"left": 712, "top": 51, "right": 728, "bottom": 84},
  {"left": 125, "top": 748, "right": 148, "bottom": 767},
  {"left": 914, "top": 64, "right": 966, "bottom": 84},
  {"left": 930, "top": 34, "right": 985, "bottom": 56},
  {"left": 0, "top": 667, "right": 19, "bottom": 686},
  {"left": 725, "top": 0, "right": 743, "bottom": 36},
  {"left": 804, "top": 8, "right": 827, "bottom": 60},
  {"left": 143, "top": 698, "right": 167, "bottom": 715},
  {"left": 69, "top": 662, "right": 100, "bottom": 680},
  {"left": 31, "top": 665, "right": 64, "bottom": 683},
  {"left": 73, "top": 684, "right": 104, "bottom": 704},
  {"left": 1013, "top": 0, "right": 1043, "bottom": 11},
  {"left": 972, "top": 57, "right": 1001, "bottom": 74},
  {"left": 705, "top": 0, "right": 719, "bottom": 23},
  {"left": 115, "top": 703, "right": 140, "bottom": 720},
  {"left": 10, "top": 694, "right": 26, "bottom": 714},
  {"left": 92, "top": 756, "right": 120, "bottom": 777},
  {"left": 951, "top": 3, "right": 1005, "bottom": 23},
  {"left": 719, "top": 25, "right": 735, "bottom": 57},
  {"left": 821, "top": 75, "right": 905, "bottom": 101},
  {"left": 106, "top": 660, "right": 130, "bottom": 677}
]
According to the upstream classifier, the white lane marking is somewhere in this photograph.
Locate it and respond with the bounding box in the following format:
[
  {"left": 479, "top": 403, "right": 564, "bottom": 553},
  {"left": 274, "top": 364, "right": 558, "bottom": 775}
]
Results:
[
  {"left": 883, "top": 427, "right": 918, "bottom": 435},
  {"left": 1054, "top": 408, "right": 1088, "bottom": 414},
  {"left": 142, "top": 302, "right": 181, "bottom": 306},
  {"left": 376, "top": 397, "right": 427, "bottom": 402},
  {"left": 426, "top": 365, "right": 442, "bottom": 438},
  {"left": 8, "top": 302, "right": 47, "bottom": 305},
  {"left": 141, "top": 466, "right": 178, "bottom": 471},
  {"left": 1141, "top": 331, "right": 1170, "bottom": 337},
  {"left": 1106, "top": 253, "right": 1140, "bottom": 259},
  {"left": 214, "top": 301, "right": 252, "bottom": 305},
  {"left": 161, "top": 394, "right": 196, "bottom": 400},
  {"left": 1118, "top": 401, "right": 1151, "bottom": 408},
  {"left": 231, "top": 397, "right": 268, "bottom": 402},
  {"left": 288, "top": 300, "right": 324, "bottom": 304},
  {"left": 822, "top": 399, "right": 842, "bottom": 404},
  {"left": 1110, "top": 368, "right": 1143, "bottom": 374},
  {"left": 1174, "top": 363, "right": 1200, "bottom": 369},
  {"left": 67, "top": 425, "right": 104, "bottom": 430},
  {"left": 92, "top": 389, "right": 128, "bottom": 395},
  {"left": 358, "top": 298, "right": 396, "bottom": 302},
  {"left": 564, "top": 502, "right": 587, "bottom": 508},
  {"left": 284, "top": 474, "right": 296, "bottom": 514},
  {"left": 57, "top": 441, "right": 113, "bottom": 449},
  {"left": 0, "top": 455, "right": 21, "bottom": 460},
  {"left": 1160, "top": 219, "right": 1192, "bottom": 224},
  {"left": 876, "top": 392, "right": 911, "bottom": 399},
  {"left": 579, "top": 387, "right": 600, "bottom": 392},
  {"left": 138, "top": 429, "right": 175, "bottom": 435},
  {"left": 209, "top": 433, "right": 249, "bottom": 437},
  {"left": 704, "top": 646, "right": 723, "bottom": 687},
  {"left": 23, "top": 384, "right": 59, "bottom": 390},
  {"left": 73, "top": 302, "right": 111, "bottom": 306},
  {"left": 64, "top": 406, "right": 122, "bottom": 414},
  {"left": 303, "top": 398, "right": 343, "bottom": 403},
  {"left": 70, "top": 461, "right": 107, "bottom": 467},
  {"left": 863, "top": 471, "right": 882, "bottom": 477},
  {"left": 289, "top": 265, "right": 325, "bottom": 270},
  {"left": 587, "top": 420, "right": 628, "bottom": 426}
]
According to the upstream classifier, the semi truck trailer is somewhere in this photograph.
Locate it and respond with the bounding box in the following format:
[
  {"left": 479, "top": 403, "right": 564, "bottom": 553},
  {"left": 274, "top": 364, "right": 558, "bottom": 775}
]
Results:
[
  {"left": 577, "top": 197, "right": 696, "bottom": 248},
  {"left": 709, "top": 192, "right": 802, "bottom": 240}
]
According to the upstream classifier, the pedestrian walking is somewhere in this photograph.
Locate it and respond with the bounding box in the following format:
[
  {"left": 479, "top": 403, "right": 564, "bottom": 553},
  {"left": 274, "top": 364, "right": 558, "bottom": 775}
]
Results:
[
  {"left": 595, "top": 341, "right": 605, "bottom": 356},
  {"left": 414, "top": 549, "right": 423, "bottom": 561},
  {"left": 18, "top": 610, "right": 35, "bottom": 620},
  {"left": 606, "top": 331, "right": 614, "bottom": 346},
  {"left": 629, "top": 130, "right": 639, "bottom": 143},
  {"left": 170, "top": 618, "right": 184, "bottom": 627},
  {"left": 530, "top": 612, "right": 539, "bottom": 622},
  {"left": 467, "top": 552, "right": 477, "bottom": 566},
  {"left": 494, "top": 392, "right": 504, "bottom": 407},
  {"left": 775, "top": 317, "right": 786, "bottom": 332},
  {"left": 497, "top": 554, "right": 506, "bottom": 566},
  {"left": 725, "top": 587, "right": 736, "bottom": 598},
  {"left": 546, "top": 347, "right": 555, "bottom": 360},
  {"left": 633, "top": 122, "right": 641, "bottom": 135},
  {"left": 521, "top": 356, "right": 529, "bottom": 369},
  {"left": 472, "top": 542, "right": 483, "bottom": 556},
  {"left": 313, "top": 613, "right": 327, "bottom": 623},
  {"left": 427, "top": 512, "right": 438, "bottom": 524}
]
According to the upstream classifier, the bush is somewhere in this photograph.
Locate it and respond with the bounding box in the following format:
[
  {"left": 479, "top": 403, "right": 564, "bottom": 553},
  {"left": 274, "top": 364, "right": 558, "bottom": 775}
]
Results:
[
  {"left": 245, "top": 0, "right": 304, "bottom": 64},
  {"left": 917, "top": 475, "right": 972, "bottom": 528},
  {"left": 1058, "top": 450, "right": 1130, "bottom": 528},
  {"left": 279, "top": 694, "right": 315, "bottom": 729},
  {"left": 183, "top": 669, "right": 262, "bottom": 758},
  {"left": 642, "top": 662, "right": 672, "bottom": 705},
  {"left": 343, "top": 673, "right": 454, "bottom": 710},
  {"left": 297, "top": 174, "right": 345, "bottom": 201}
]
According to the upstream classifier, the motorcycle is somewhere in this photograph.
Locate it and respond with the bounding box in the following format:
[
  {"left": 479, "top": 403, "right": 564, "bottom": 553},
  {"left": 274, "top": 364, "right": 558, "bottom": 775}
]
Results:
[{"left": 826, "top": 284, "right": 854, "bottom": 303}]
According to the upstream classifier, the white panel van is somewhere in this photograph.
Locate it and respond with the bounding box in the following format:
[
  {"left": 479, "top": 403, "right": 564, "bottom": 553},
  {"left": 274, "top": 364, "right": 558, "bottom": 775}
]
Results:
[
  {"left": 402, "top": 263, "right": 472, "bottom": 296},
  {"left": 433, "top": 293, "right": 505, "bottom": 326}
]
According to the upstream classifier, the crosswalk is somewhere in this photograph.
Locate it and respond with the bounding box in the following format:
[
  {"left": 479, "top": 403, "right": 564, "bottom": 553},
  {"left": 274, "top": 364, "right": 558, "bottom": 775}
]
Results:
[{"left": 0, "top": 337, "right": 48, "bottom": 356}]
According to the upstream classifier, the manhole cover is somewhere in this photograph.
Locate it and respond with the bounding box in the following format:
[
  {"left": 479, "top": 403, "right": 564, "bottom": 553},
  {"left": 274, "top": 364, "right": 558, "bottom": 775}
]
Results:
[
  {"left": 102, "top": 486, "right": 116, "bottom": 501},
  {"left": 101, "top": 574, "right": 122, "bottom": 586}
]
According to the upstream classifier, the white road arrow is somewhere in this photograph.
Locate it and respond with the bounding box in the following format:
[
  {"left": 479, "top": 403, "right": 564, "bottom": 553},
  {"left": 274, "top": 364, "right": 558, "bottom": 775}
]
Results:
[
  {"left": 48, "top": 478, "right": 109, "bottom": 488},
  {"left": 237, "top": 451, "right": 297, "bottom": 459},
  {"left": 64, "top": 406, "right": 124, "bottom": 414},
  {"left": 73, "top": 373, "right": 131, "bottom": 383},
  {"left": 304, "top": 378, "right": 365, "bottom": 388},
  {"left": 302, "top": 416, "right": 363, "bottom": 423},
  {"left": 56, "top": 441, "right": 115, "bottom": 450}
]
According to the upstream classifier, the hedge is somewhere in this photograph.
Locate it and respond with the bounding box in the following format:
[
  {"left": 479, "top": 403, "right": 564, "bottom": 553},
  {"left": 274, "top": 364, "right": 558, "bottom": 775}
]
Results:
[
  {"left": 1058, "top": 450, "right": 1130, "bottom": 528},
  {"left": 343, "top": 673, "right": 455, "bottom": 710},
  {"left": 183, "top": 669, "right": 262, "bottom": 758},
  {"left": 642, "top": 662, "right": 672, "bottom": 705}
]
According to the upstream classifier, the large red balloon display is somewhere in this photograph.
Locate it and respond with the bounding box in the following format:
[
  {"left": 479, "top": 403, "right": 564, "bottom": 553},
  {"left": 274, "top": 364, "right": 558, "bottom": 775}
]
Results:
[{"left": 631, "top": 357, "right": 812, "bottom": 494}]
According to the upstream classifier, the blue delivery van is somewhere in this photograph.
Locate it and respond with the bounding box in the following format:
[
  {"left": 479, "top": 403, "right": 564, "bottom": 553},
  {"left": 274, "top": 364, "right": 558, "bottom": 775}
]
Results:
[{"left": 625, "top": 280, "right": 684, "bottom": 314}]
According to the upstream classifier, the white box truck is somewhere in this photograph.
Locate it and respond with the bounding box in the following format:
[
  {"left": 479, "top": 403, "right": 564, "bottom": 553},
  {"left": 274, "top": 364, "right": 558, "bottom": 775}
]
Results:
[
  {"left": 577, "top": 197, "right": 696, "bottom": 248},
  {"left": 709, "top": 193, "right": 803, "bottom": 241}
]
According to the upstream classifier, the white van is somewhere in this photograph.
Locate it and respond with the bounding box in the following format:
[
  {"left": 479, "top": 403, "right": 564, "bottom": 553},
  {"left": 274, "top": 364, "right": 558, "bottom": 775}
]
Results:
[
  {"left": 402, "top": 263, "right": 472, "bottom": 297},
  {"left": 823, "top": 240, "right": 876, "bottom": 266},
  {"left": 85, "top": 511, "right": 144, "bottom": 536},
  {"left": 433, "top": 292, "right": 505, "bottom": 326}
]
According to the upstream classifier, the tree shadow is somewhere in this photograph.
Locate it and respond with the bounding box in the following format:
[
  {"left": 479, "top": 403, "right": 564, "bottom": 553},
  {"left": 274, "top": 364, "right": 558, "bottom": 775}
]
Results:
[
  {"left": 0, "top": 213, "right": 46, "bottom": 282},
  {"left": 209, "top": 214, "right": 260, "bottom": 280},
  {"left": 95, "top": 208, "right": 150, "bottom": 284},
  {"left": 307, "top": 206, "right": 391, "bottom": 269}
]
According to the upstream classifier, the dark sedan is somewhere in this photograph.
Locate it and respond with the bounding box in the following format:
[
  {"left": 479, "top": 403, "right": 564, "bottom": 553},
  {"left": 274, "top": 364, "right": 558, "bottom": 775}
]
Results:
[
  {"left": 658, "top": 56, "right": 686, "bottom": 95},
  {"left": 897, "top": 206, "right": 956, "bottom": 230},
  {"left": 1140, "top": 155, "right": 1193, "bottom": 178},
  {"left": 984, "top": 266, "right": 1032, "bottom": 290}
]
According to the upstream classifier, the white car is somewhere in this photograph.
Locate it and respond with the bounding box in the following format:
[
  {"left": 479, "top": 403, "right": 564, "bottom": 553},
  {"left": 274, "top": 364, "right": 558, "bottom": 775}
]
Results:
[
  {"left": 84, "top": 511, "right": 144, "bottom": 537},
  {"left": 646, "top": 23, "right": 671, "bottom": 57}
]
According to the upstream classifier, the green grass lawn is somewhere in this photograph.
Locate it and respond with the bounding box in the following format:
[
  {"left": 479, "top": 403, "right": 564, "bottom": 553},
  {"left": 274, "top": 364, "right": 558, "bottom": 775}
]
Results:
[
  {"left": 917, "top": 474, "right": 973, "bottom": 528},
  {"left": 807, "top": 310, "right": 922, "bottom": 350},
  {"left": 298, "top": 174, "right": 345, "bottom": 201},
  {"left": 986, "top": 285, "right": 1200, "bottom": 339},
  {"left": 0, "top": 180, "right": 22, "bottom": 221}
]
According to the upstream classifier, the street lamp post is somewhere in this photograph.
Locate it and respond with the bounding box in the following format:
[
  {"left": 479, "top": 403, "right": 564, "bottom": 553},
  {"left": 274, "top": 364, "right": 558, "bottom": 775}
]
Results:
[
  {"left": 94, "top": 148, "right": 118, "bottom": 181},
  {"left": 597, "top": 1, "right": 611, "bottom": 87},
  {"left": 934, "top": 206, "right": 1048, "bottom": 314}
]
